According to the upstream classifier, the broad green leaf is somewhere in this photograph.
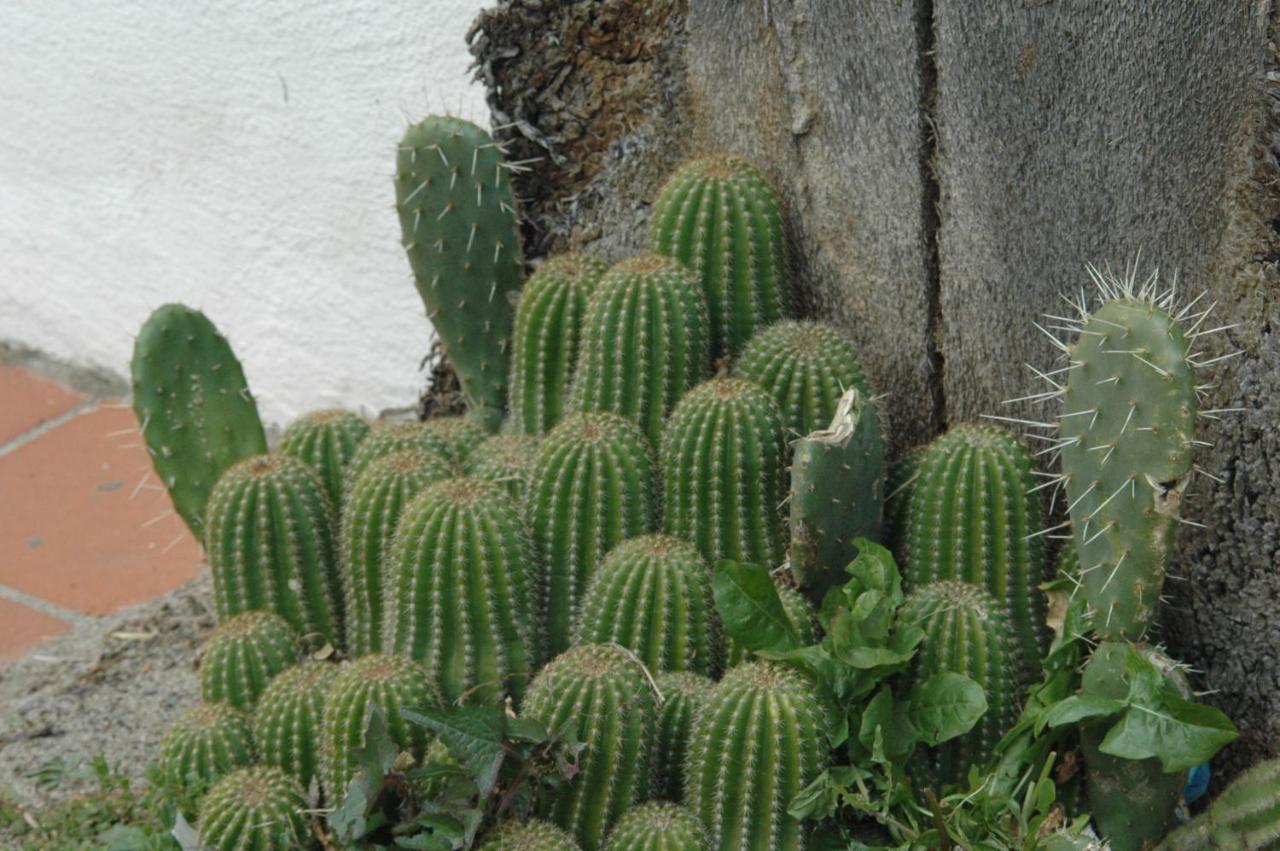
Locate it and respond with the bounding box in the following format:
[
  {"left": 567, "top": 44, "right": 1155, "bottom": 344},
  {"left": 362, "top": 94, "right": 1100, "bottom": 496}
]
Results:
[
  {"left": 1099, "top": 695, "right": 1237, "bottom": 772},
  {"left": 857, "top": 686, "right": 919, "bottom": 762},
  {"left": 788, "top": 771, "right": 842, "bottom": 820},
  {"left": 1041, "top": 694, "right": 1125, "bottom": 731},
  {"left": 402, "top": 706, "right": 507, "bottom": 797},
  {"left": 844, "top": 539, "right": 905, "bottom": 603},
  {"left": 1119, "top": 645, "right": 1170, "bottom": 706},
  {"left": 713, "top": 560, "right": 799, "bottom": 653},
  {"left": 908, "top": 672, "right": 987, "bottom": 745}
]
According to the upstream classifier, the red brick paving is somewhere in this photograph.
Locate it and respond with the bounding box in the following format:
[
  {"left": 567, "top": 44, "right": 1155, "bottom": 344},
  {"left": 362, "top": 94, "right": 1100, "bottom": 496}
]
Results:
[
  {"left": 0, "top": 365, "right": 86, "bottom": 444},
  {"left": 0, "top": 596, "right": 71, "bottom": 662}
]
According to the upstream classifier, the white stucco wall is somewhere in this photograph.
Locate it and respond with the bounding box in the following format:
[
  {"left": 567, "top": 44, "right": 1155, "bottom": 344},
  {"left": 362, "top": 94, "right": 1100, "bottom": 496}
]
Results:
[{"left": 0, "top": 0, "right": 489, "bottom": 425}]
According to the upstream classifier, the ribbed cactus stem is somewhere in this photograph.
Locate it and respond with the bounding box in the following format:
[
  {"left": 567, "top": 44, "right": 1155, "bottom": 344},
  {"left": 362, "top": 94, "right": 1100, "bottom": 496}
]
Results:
[
  {"left": 525, "top": 645, "right": 657, "bottom": 851},
  {"left": 650, "top": 156, "right": 789, "bottom": 360},
  {"left": 470, "top": 433, "right": 540, "bottom": 501},
  {"left": 345, "top": 421, "right": 454, "bottom": 486},
  {"left": 530, "top": 413, "right": 657, "bottom": 656},
  {"left": 278, "top": 408, "right": 370, "bottom": 506},
  {"left": 687, "top": 662, "right": 829, "bottom": 851},
  {"left": 511, "top": 254, "right": 609, "bottom": 435},
  {"left": 340, "top": 450, "right": 452, "bottom": 655},
  {"left": 480, "top": 820, "right": 583, "bottom": 851},
  {"left": 158, "top": 703, "right": 255, "bottom": 797},
  {"left": 604, "top": 803, "right": 707, "bottom": 851},
  {"left": 253, "top": 661, "right": 336, "bottom": 794},
  {"left": 653, "top": 672, "right": 714, "bottom": 802},
  {"left": 388, "top": 477, "right": 536, "bottom": 705},
  {"left": 1155, "top": 757, "right": 1280, "bottom": 851},
  {"left": 205, "top": 454, "right": 343, "bottom": 649},
  {"left": 199, "top": 611, "right": 300, "bottom": 710},
  {"left": 725, "top": 577, "right": 818, "bottom": 668},
  {"left": 662, "top": 378, "right": 788, "bottom": 570},
  {"left": 575, "top": 535, "right": 719, "bottom": 676},
  {"left": 196, "top": 765, "right": 308, "bottom": 851},
  {"left": 422, "top": 415, "right": 490, "bottom": 468},
  {"left": 572, "top": 256, "right": 710, "bottom": 446}
]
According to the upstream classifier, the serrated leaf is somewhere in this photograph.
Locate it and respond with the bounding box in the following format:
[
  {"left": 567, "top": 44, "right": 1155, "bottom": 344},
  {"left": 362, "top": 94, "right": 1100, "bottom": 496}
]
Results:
[
  {"left": 402, "top": 706, "right": 507, "bottom": 797},
  {"left": 713, "top": 560, "right": 799, "bottom": 653},
  {"left": 1099, "top": 696, "right": 1237, "bottom": 772},
  {"left": 908, "top": 672, "right": 987, "bottom": 745}
]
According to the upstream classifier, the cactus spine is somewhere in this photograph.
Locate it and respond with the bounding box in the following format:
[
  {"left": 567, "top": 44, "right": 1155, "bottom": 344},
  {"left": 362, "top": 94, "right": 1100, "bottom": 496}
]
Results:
[
  {"left": 661, "top": 378, "right": 787, "bottom": 569},
  {"left": 395, "top": 115, "right": 524, "bottom": 429},
  {"left": 572, "top": 256, "right": 710, "bottom": 446},
  {"left": 253, "top": 661, "right": 336, "bottom": 793},
  {"left": 575, "top": 534, "right": 719, "bottom": 676},
  {"left": 131, "top": 304, "right": 267, "bottom": 539},
  {"left": 206, "top": 454, "right": 343, "bottom": 649},
  {"left": 481, "top": 820, "right": 583, "bottom": 851},
  {"left": 605, "top": 803, "right": 707, "bottom": 851},
  {"left": 725, "top": 578, "right": 818, "bottom": 668},
  {"left": 199, "top": 611, "right": 299, "bottom": 710},
  {"left": 1155, "top": 757, "right": 1280, "bottom": 850},
  {"left": 894, "top": 424, "right": 1048, "bottom": 678},
  {"left": 788, "top": 389, "right": 885, "bottom": 602},
  {"left": 196, "top": 765, "right": 308, "bottom": 851},
  {"left": 423, "top": 415, "right": 491, "bottom": 467},
  {"left": 511, "top": 254, "right": 609, "bottom": 435},
  {"left": 650, "top": 156, "right": 789, "bottom": 360},
  {"left": 530, "top": 413, "right": 657, "bottom": 656},
  {"left": 278, "top": 408, "right": 370, "bottom": 506},
  {"left": 158, "top": 703, "right": 255, "bottom": 796},
  {"left": 525, "top": 645, "right": 657, "bottom": 851},
  {"left": 388, "top": 477, "right": 536, "bottom": 705},
  {"left": 345, "top": 421, "right": 454, "bottom": 484},
  {"left": 686, "top": 662, "right": 829, "bottom": 851},
  {"left": 653, "top": 672, "right": 714, "bottom": 801},
  {"left": 470, "top": 433, "right": 540, "bottom": 501},
  {"left": 735, "top": 320, "right": 869, "bottom": 438},
  {"left": 340, "top": 450, "right": 452, "bottom": 655},
  {"left": 897, "top": 580, "right": 1025, "bottom": 789},
  {"left": 321, "top": 654, "right": 440, "bottom": 801}
]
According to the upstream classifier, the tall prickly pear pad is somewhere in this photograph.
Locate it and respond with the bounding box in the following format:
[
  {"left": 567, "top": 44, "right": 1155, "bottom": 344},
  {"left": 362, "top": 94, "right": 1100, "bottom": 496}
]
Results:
[
  {"left": 198, "top": 610, "right": 300, "bottom": 710},
  {"left": 196, "top": 765, "right": 308, "bottom": 851},
  {"left": 254, "top": 661, "right": 336, "bottom": 794},
  {"left": 651, "top": 156, "right": 789, "bottom": 361},
  {"left": 572, "top": 256, "right": 711, "bottom": 446},
  {"left": 789, "top": 389, "right": 885, "bottom": 603},
  {"left": 604, "top": 802, "right": 707, "bottom": 851},
  {"left": 130, "top": 303, "right": 267, "bottom": 540},
  {"left": 511, "top": 254, "right": 609, "bottom": 435},
  {"left": 278, "top": 408, "right": 370, "bottom": 506},
  {"left": 653, "top": 671, "right": 714, "bottom": 802},
  {"left": 525, "top": 645, "right": 657, "bottom": 851},
  {"left": 686, "top": 661, "right": 829, "bottom": 851},
  {"left": 1154, "top": 756, "right": 1280, "bottom": 850},
  {"left": 395, "top": 116, "right": 524, "bottom": 429}
]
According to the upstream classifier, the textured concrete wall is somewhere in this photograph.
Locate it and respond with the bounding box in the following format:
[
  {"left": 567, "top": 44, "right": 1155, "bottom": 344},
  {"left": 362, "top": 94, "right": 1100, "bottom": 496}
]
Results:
[{"left": 0, "top": 0, "right": 486, "bottom": 425}]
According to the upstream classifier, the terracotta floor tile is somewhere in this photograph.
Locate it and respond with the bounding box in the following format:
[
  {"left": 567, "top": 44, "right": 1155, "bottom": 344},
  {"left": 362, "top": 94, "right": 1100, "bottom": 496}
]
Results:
[
  {"left": 0, "top": 405, "right": 204, "bottom": 614},
  {"left": 0, "top": 366, "right": 87, "bottom": 444},
  {"left": 0, "top": 596, "right": 71, "bottom": 662}
]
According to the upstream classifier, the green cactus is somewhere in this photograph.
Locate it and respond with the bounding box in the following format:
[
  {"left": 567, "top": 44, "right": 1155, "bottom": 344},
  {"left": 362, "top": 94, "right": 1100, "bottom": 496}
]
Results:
[
  {"left": 686, "top": 661, "right": 829, "bottom": 851},
  {"left": 341, "top": 449, "right": 452, "bottom": 655},
  {"left": 572, "top": 256, "right": 710, "bottom": 446},
  {"left": 604, "top": 803, "right": 707, "bottom": 851},
  {"left": 575, "top": 535, "right": 719, "bottom": 676},
  {"left": 897, "top": 580, "right": 1025, "bottom": 789},
  {"left": 734, "top": 320, "right": 869, "bottom": 438},
  {"left": 423, "top": 415, "right": 491, "bottom": 467},
  {"left": 345, "top": 421, "right": 454, "bottom": 485},
  {"left": 253, "top": 661, "right": 336, "bottom": 793},
  {"left": 525, "top": 645, "right": 657, "bottom": 851},
  {"left": 395, "top": 115, "right": 524, "bottom": 429},
  {"left": 321, "top": 654, "right": 440, "bottom": 801},
  {"left": 388, "top": 477, "right": 536, "bottom": 705},
  {"left": 884, "top": 445, "right": 924, "bottom": 546},
  {"left": 511, "top": 254, "right": 609, "bottom": 435},
  {"left": 131, "top": 304, "right": 267, "bottom": 540},
  {"left": 724, "top": 577, "right": 818, "bottom": 668},
  {"left": 470, "top": 433, "right": 540, "bottom": 501},
  {"left": 199, "top": 611, "right": 300, "bottom": 710},
  {"left": 894, "top": 424, "right": 1048, "bottom": 679},
  {"left": 481, "top": 820, "right": 583, "bottom": 851},
  {"left": 1156, "top": 757, "right": 1280, "bottom": 850},
  {"left": 206, "top": 454, "right": 342, "bottom": 649},
  {"left": 530, "top": 412, "right": 657, "bottom": 656},
  {"left": 158, "top": 703, "right": 255, "bottom": 798},
  {"left": 661, "top": 377, "right": 787, "bottom": 570},
  {"left": 788, "top": 388, "right": 885, "bottom": 603},
  {"left": 653, "top": 672, "right": 714, "bottom": 802},
  {"left": 650, "top": 155, "right": 789, "bottom": 360},
  {"left": 196, "top": 765, "right": 308, "bottom": 851},
  {"left": 279, "top": 408, "right": 370, "bottom": 506}
]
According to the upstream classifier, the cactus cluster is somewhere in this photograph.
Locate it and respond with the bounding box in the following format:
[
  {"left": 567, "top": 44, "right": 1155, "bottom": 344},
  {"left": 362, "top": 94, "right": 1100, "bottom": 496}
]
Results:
[
  {"left": 253, "top": 661, "right": 336, "bottom": 792},
  {"left": 158, "top": 703, "right": 255, "bottom": 795},
  {"left": 471, "top": 433, "right": 541, "bottom": 500},
  {"left": 482, "top": 819, "right": 583, "bottom": 851},
  {"left": 346, "top": 420, "right": 453, "bottom": 483},
  {"left": 278, "top": 408, "right": 370, "bottom": 505},
  {"left": 604, "top": 803, "right": 706, "bottom": 851},
  {"left": 199, "top": 610, "right": 299, "bottom": 710},
  {"left": 653, "top": 672, "right": 714, "bottom": 802},
  {"left": 196, "top": 765, "right": 308, "bottom": 851}
]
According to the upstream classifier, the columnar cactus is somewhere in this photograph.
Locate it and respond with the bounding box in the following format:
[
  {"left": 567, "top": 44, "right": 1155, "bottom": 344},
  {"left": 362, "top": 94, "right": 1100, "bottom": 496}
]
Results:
[
  {"left": 422, "top": 415, "right": 491, "bottom": 467},
  {"left": 196, "top": 765, "right": 308, "bottom": 851},
  {"left": 158, "top": 703, "right": 255, "bottom": 795},
  {"left": 724, "top": 578, "right": 818, "bottom": 668},
  {"left": 388, "top": 477, "right": 536, "bottom": 704},
  {"left": 897, "top": 580, "right": 1025, "bottom": 789},
  {"left": 788, "top": 389, "right": 885, "bottom": 602},
  {"left": 199, "top": 611, "right": 300, "bottom": 710},
  {"left": 686, "top": 662, "right": 829, "bottom": 851},
  {"left": 530, "top": 413, "right": 657, "bottom": 656},
  {"left": 1155, "top": 757, "right": 1280, "bottom": 850},
  {"left": 604, "top": 803, "right": 707, "bottom": 851},
  {"left": 884, "top": 445, "right": 924, "bottom": 544},
  {"left": 511, "top": 254, "right": 609, "bottom": 435},
  {"left": 894, "top": 424, "right": 1048, "bottom": 678},
  {"left": 575, "top": 535, "right": 719, "bottom": 676},
  {"left": 734, "top": 320, "right": 870, "bottom": 438},
  {"left": 341, "top": 450, "right": 452, "bottom": 655},
  {"left": 253, "top": 661, "right": 337, "bottom": 793},
  {"left": 650, "top": 156, "right": 789, "bottom": 360},
  {"left": 524, "top": 645, "right": 657, "bottom": 851},
  {"left": 278, "top": 408, "right": 370, "bottom": 505},
  {"left": 345, "top": 421, "right": 454, "bottom": 485},
  {"left": 321, "top": 654, "right": 440, "bottom": 801},
  {"left": 481, "top": 820, "right": 583, "bottom": 851},
  {"left": 661, "top": 378, "right": 787, "bottom": 570},
  {"left": 395, "top": 115, "right": 524, "bottom": 429},
  {"left": 572, "top": 256, "right": 710, "bottom": 446},
  {"left": 131, "top": 304, "right": 267, "bottom": 539},
  {"left": 470, "top": 433, "right": 540, "bottom": 501},
  {"left": 653, "top": 672, "right": 714, "bottom": 801},
  {"left": 205, "top": 454, "right": 342, "bottom": 648}
]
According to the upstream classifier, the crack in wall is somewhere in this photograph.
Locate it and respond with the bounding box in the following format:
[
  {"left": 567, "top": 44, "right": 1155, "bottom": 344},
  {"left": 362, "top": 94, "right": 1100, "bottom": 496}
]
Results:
[{"left": 917, "top": 0, "right": 946, "bottom": 434}]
